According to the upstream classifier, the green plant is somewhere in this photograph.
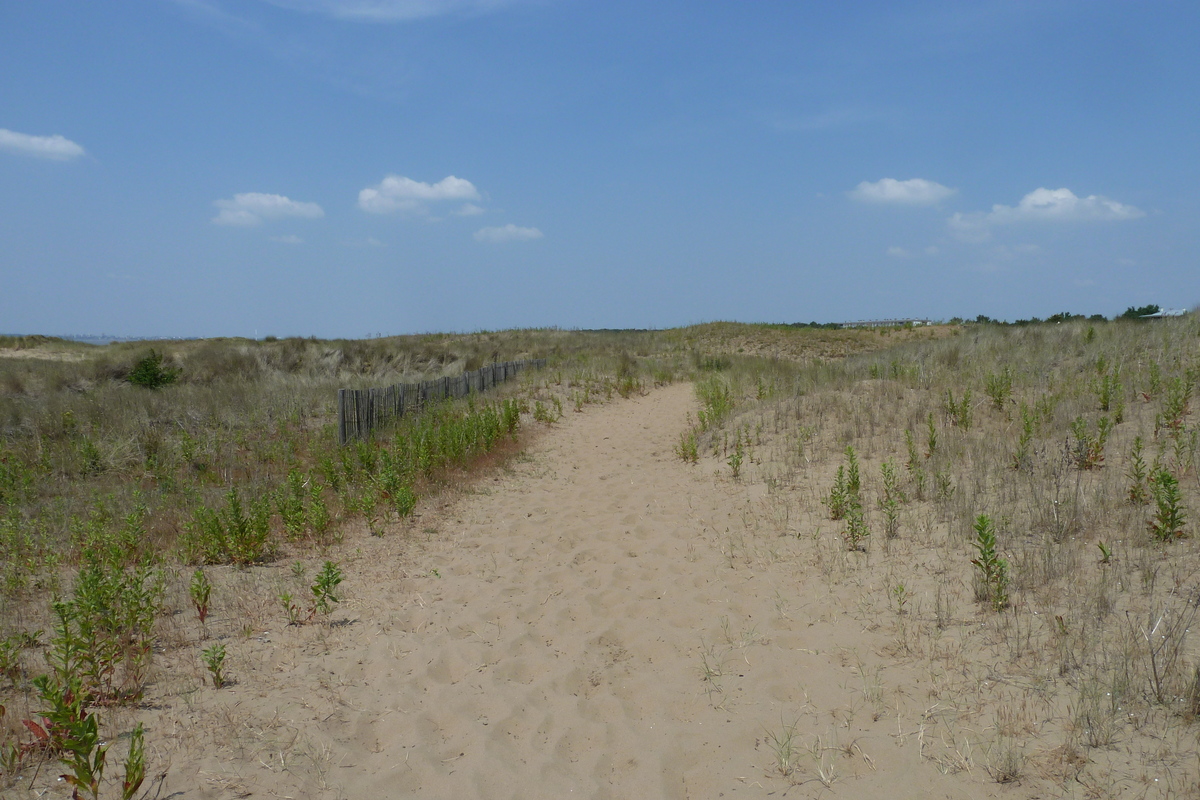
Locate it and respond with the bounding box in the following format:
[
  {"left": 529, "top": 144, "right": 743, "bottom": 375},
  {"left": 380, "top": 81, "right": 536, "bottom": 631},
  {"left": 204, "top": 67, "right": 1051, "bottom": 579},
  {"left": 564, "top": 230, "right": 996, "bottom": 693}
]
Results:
[
  {"left": 185, "top": 488, "right": 273, "bottom": 566},
  {"left": 1157, "top": 375, "right": 1192, "bottom": 435},
  {"left": 1148, "top": 467, "right": 1187, "bottom": 540},
  {"left": 985, "top": 366, "right": 1013, "bottom": 411},
  {"left": 764, "top": 718, "right": 799, "bottom": 778},
  {"left": 943, "top": 388, "right": 973, "bottom": 430},
  {"left": 276, "top": 469, "right": 307, "bottom": 540},
  {"left": 202, "top": 643, "right": 227, "bottom": 688},
  {"left": 892, "top": 583, "right": 910, "bottom": 615},
  {"left": 1011, "top": 402, "right": 1036, "bottom": 471},
  {"left": 925, "top": 412, "right": 938, "bottom": 457},
  {"left": 1126, "top": 436, "right": 1150, "bottom": 504},
  {"left": 533, "top": 400, "right": 556, "bottom": 424},
  {"left": 843, "top": 504, "right": 870, "bottom": 551},
  {"left": 1097, "top": 541, "right": 1112, "bottom": 565},
  {"left": 675, "top": 428, "right": 699, "bottom": 463},
  {"left": 728, "top": 435, "right": 744, "bottom": 479},
  {"left": 280, "top": 591, "right": 302, "bottom": 625},
  {"left": 1069, "top": 415, "right": 1112, "bottom": 469},
  {"left": 970, "top": 514, "right": 1009, "bottom": 611},
  {"left": 189, "top": 568, "right": 211, "bottom": 624},
  {"left": 879, "top": 460, "right": 905, "bottom": 539},
  {"left": 122, "top": 723, "right": 146, "bottom": 800},
  {"left": 311, "top": 561, "right": 343, "bottom": 618},
  {"left": 826, "top": 465, "right": 849, "bottom": 521},
  {"left": 1093, "top": 367, "right": 1125, "bottom": 422},
  {"left": 127, "top": 349, "right": 179, "bottom": 389},
  {"left": 30, "top": 673, "right": 107, "bottom": 800}
]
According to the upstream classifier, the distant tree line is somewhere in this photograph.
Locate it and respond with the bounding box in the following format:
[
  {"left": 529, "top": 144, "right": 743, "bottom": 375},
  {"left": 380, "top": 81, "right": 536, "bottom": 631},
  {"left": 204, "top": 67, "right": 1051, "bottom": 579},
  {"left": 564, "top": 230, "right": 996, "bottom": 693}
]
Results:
[{"left": 948, "top": 305, "right": 1164, "bottom": 326}]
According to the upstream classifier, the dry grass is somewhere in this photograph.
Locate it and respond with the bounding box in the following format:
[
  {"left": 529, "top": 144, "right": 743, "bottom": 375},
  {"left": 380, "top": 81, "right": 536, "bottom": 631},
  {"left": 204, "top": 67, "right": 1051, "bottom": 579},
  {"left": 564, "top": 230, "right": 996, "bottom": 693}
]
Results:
[{"left": 697, "top": 315, "right": 1200, "bottom": 796}]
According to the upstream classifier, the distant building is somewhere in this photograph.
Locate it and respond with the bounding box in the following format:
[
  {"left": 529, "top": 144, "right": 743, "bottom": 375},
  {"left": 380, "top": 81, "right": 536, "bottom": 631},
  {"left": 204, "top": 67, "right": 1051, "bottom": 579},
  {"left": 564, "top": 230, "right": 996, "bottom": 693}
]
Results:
[{"left": 836, "top": 319, "right": 931, "bottom": 329}]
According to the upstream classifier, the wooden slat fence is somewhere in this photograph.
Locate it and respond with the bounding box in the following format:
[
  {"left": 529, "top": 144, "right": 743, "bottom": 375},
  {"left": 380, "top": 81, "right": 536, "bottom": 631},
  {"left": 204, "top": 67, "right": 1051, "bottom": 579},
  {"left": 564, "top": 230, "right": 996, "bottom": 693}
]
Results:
[{"left": 337, "top": 359, "right": 546, "bottom": 444}]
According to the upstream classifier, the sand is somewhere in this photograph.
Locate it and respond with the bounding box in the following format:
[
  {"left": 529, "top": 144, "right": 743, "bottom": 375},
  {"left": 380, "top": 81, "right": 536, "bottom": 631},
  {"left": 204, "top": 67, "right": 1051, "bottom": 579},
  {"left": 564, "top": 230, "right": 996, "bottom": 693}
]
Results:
[{"left": 123, "top": 383, "right": 1012, "bottom": 799}]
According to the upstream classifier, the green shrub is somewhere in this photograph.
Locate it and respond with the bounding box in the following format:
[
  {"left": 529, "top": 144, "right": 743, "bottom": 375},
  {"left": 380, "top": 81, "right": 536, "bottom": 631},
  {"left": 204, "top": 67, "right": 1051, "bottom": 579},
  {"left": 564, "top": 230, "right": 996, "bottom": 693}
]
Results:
[{"left": 127, "top": 349, "right": 179, "bottom": 389}]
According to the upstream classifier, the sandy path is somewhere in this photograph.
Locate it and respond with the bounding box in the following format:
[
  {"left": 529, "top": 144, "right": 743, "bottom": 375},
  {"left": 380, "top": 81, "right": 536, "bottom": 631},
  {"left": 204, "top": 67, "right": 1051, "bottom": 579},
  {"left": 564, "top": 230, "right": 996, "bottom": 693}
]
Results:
[{"left": 165, "top": 384, "right": 997, "bottom": 799}]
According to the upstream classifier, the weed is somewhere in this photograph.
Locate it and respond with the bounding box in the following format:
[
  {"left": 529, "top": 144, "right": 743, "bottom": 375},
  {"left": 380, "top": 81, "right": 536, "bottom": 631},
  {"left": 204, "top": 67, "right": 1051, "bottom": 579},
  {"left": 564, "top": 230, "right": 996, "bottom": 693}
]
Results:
[
  {"left": 943, "top": 388, "right": 973, "bottom": 430},
  {"left": 879, "top": 460, "right": 905, "bottom": 539},
  {"left": 984, "top": 366, "right": 1013, "bottom": 412},
  {"left": 1148, "top": 466, "right": 1187, "bottom": 540},
  {"left": 190, "top": 568, "right": 212, "bottom": 624},
  {"left": 764, "top": 718, "right": 799, "bottom": 778},
  {"left": 971, "top": 514, "right": 1009, "bottom": 611},
  {"left": 1126, "top": 436, "right": 1150, "bottom": 504},
  {"left": 202, "top": 643, "right": 227, "bottom": 688},
  {"left": 675, "top": 428, "right": 699, "bottom": 463},
  {"left": 728, "top": 435, "right": 744, "bottom": 479},
  {"left": 925, "top": 412, "right": 938, "bottom": 457},
  {"left": 311, "top": 561, "right": 343, "bottom": 618},
  {"left": 1069, "top": 415, "right": 1112, "bottom": 469}
]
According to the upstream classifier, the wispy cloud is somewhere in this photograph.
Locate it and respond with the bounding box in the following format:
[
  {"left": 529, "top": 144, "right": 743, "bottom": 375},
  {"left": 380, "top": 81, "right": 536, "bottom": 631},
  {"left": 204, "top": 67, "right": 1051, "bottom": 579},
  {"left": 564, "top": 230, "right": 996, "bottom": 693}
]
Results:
[
  {"left": 949, "top": 187, "right": 1144, "bottom": 242},
  {"left": 849, "top": 178, "right": 956, "bottom": 206},
  {"left": 454, "top": 203, "right": 486, "bottom": 216},
  {"left": 358, "top": 174, "right": 481, "bottom": 215},
  {"left": 473, "top": 223, "right": 543, "bottom": 243},
  {"left": 269, "top": 234, "right": 305, "bottom": 244},
  {"left": 212, "top": 193, "right": 324, "bottom": 226},
  {"left": 259, "top": 0, "right": 525, "bottom": 22},
  {"left": 0, "top": 128, "right": 85, "bottom": 161}
]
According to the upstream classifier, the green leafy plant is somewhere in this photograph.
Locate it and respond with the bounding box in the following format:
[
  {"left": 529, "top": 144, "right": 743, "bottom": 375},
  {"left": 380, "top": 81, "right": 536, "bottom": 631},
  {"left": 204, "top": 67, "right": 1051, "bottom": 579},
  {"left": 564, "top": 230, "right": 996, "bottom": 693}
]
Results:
[
  {"left": 127, "top": 349, "right": 179, "bottom": 389},
  {"left": 1070, "top": 415, "right": 1113, "bottom": 469},
  {"left": 30, "top": 673, "right": 107, "bottom": 800},
  {"left": 185, "top": 488, "right": 273, "bottom": 566},
  {"left": 971, "top": 514, "right": 1009, "bottom": 611},
  {"left": 925, "top": 411, "right": 938, "bottom": 457},
  {"left": 311, "top": 561, "right": 343, "bottom": 618},
  {"left": 1097, "top": 541, "right": 1112, "bottom": 565},
  {"left": 879, "top": 460, "right": 905, "bottom": 539},
  {"left": 1126, "top": 436, "right": 1150, "bottom": 504},
  {"left": 1149, "top": 467, "right": 1187, "bottom": 540},
  {"left": 189, "top": 568, "right": 212, "bottom": 624},
  {"left": 675, "top": 428, "right": 699, "bottom": 463},
  {"left": 728, "top": 435, "right": 744, "bottom": 479},
  {"left": 985, "top": 366, "right": 1013, "bottom": 412},
  {"left": 943, "top": 388, "right": 973, "bottom": 430},
  {"left": 202, "top": 643, "right": 227, "bottom": 688}
]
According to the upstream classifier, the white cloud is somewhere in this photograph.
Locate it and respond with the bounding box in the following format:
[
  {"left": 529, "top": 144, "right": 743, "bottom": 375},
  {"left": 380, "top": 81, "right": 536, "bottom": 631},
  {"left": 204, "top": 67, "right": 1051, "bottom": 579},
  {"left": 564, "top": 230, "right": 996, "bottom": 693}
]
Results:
[
  {"left": 0, "top": 128, "right": 85, "bottom": 160},
  {"left": 949, "top": 187, "right": 1143, "bottom": 242},
  {"left": 454, "top": 203, "right": 486, "bottom": 216},
  {"left": 269, "top": 234, "right": 304, "bottom": 244},
  {"left": 887, "top": 246, "right": 911, "bottom": 258},
  {"left": 260, "top": 0, "right": 521, "bottom": 21},
  {"left": 925, "top": 245, "right": 940, "bottom": 256},
  {"left": 473, "top": 224, "right": 543, "bottom": 243},
  {"left": 987, "top": 187, "right": 1144, "bottom": 223},
  {"left": 212, "top": 193, "right": 324, "bottom": 226},
  {"left": 849, "top": 178, "right": 956, "bottom": 206},
  {"left": 358, "top": 174, "right": 481, "bottom": 215}
]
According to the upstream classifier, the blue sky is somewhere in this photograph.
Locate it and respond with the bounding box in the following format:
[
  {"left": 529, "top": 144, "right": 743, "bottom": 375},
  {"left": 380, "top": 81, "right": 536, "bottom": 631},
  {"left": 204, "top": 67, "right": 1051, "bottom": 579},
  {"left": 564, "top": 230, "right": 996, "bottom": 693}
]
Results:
[{"left": 2, "top": 1, "right": 1197, "bottom": 338}]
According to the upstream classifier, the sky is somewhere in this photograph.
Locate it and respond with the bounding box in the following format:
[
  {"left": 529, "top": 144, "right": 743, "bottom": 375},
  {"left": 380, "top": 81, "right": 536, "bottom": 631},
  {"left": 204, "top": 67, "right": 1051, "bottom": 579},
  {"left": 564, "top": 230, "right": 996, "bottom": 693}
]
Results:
[{"left": 1, "top": 0, "right": 1198, "bottom": 338}]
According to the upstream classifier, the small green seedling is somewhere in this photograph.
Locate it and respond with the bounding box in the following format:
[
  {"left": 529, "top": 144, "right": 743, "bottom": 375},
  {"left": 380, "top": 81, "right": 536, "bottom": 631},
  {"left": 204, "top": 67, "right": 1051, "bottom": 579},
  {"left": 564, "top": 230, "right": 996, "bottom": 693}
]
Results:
[
  {"left": 311, "top": 561, "right": 343, "bottom": 618},
  {"left": 189, "top": 568, "right": 212, "bottom": 624},
  {"left": 1097, "top": 541, "right": 1112, "bottom": 565},
  {"left": 202, "top": 643, "right": 226, "bottom": 688}
]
